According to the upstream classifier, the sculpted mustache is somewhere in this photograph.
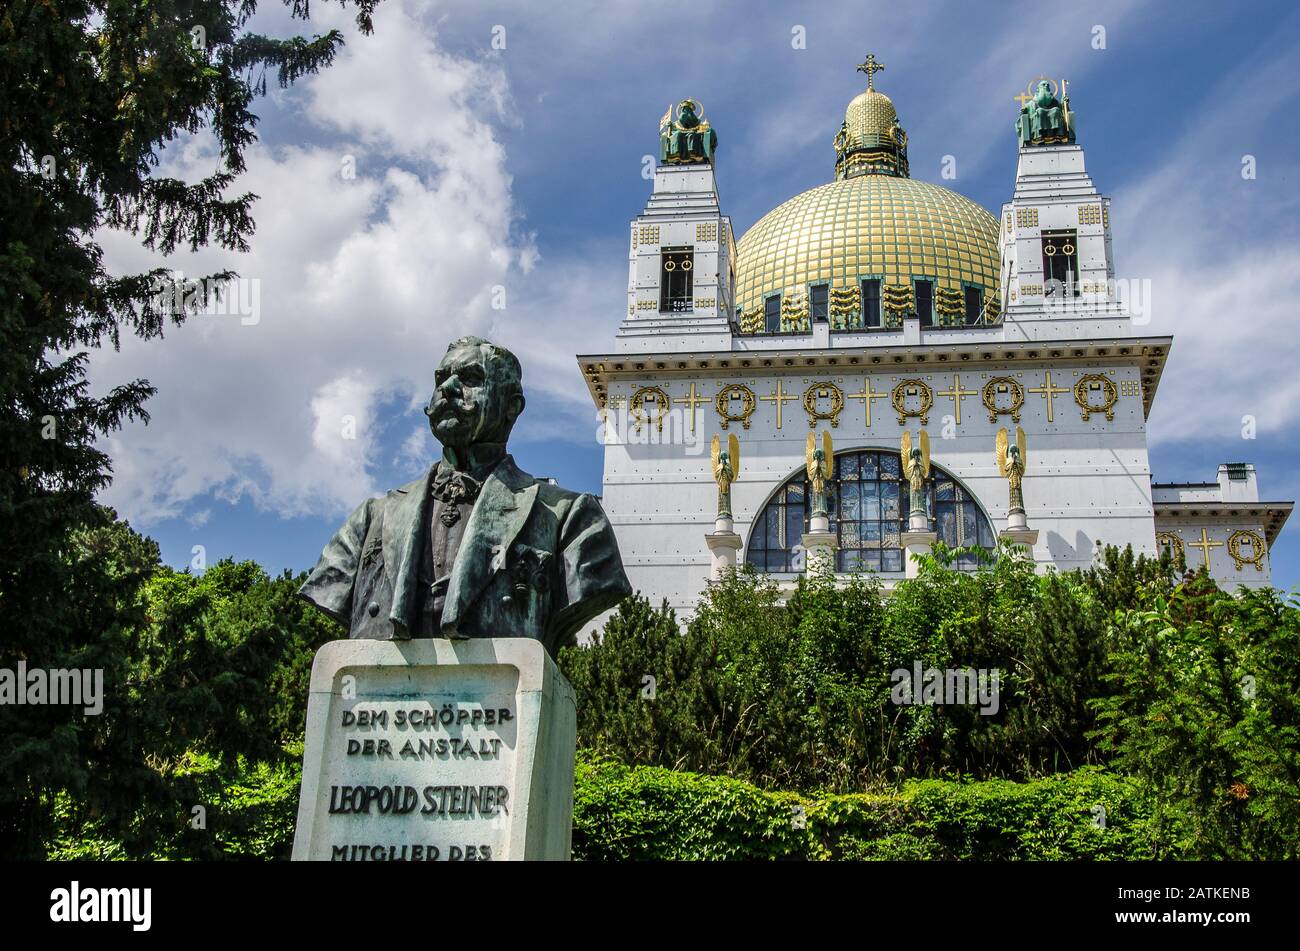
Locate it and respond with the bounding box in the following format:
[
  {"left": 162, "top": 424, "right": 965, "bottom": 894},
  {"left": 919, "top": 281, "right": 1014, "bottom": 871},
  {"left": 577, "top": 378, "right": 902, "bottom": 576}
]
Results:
[{"left": 431, "top": 399, "right": 477, "bottom": 418}]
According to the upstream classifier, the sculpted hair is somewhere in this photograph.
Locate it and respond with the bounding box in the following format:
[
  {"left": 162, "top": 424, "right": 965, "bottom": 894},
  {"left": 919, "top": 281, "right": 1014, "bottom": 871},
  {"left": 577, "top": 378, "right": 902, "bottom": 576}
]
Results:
[{"left": 447, "top": 336, "right": 524, "bottom": 402}]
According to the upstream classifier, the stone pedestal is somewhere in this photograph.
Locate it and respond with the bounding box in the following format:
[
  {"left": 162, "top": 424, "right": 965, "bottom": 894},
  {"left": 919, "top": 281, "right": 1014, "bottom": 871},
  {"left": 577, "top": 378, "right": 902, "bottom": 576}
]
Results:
[
  {"left": 801, "top": 529, "right": 837, "bottom": 574},
  {"left": 705, "top": 526, "right": 742, "bottom": 581},
  {"left": 1006, "top": 508, "right": 1028, "bottom": 531},
  {"left": 292, "top": 638, "right": 576, "bottom": 862},
  {"left": 999, "top": 527, "right": 1039, "bottom": 552},
  {"left": 901, "top": 530, "right": 938, "bottom": 579}
]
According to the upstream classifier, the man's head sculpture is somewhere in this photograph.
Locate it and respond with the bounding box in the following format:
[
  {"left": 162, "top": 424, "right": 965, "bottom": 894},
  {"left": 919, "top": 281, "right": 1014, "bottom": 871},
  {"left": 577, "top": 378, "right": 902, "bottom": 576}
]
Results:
[
  {"left": 1033, "top": 79, "right": 1056, "bottom": 109},
  {"left": 424, "top": 336, "right": 525, "bottom": 452}
]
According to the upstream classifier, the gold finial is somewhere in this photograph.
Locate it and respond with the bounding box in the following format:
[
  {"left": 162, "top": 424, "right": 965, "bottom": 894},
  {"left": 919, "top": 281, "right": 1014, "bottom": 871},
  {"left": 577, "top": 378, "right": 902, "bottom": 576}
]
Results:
[{"left": 856, "top": 53, "right": 885, "bottom": 90}]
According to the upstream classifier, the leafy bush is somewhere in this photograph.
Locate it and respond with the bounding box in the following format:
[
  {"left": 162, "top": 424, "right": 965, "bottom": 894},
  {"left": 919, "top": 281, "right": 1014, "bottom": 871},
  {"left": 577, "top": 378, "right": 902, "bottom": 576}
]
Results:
[
  {"left": 13, "top": 514, "right": 335, "bottom": 860},
  {"left": 563, "top": 543, "right": 1300, "bottom": 859},
  {"left": 572, "top": 756, "right": 1175, "bottom": 861},
  {"left": 47, "top": 744, "right": 303, "bottom": 861},
  {"left": 1091, "top": 573, "right": 1300, "bottom": 859},
  {"left": 562, "top": 544, "right": 1183, "bottom": 791}
]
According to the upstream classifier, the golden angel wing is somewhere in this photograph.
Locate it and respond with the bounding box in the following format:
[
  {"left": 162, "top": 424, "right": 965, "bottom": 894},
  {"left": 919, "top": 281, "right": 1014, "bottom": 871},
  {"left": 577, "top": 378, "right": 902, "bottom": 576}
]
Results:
[
  {"left": 805, "top": 431, "right": 815, "bottom": 480},
  {"left": 1016, "top": 425, "right": 1026, "bottom": 470},
  {"left": 919, "top": 429, "right": 931, "bottom": 479},
  {"left": 659, "top": 104, "right": 673, "bottom": 134},
  {"left": 995, "top": 427, "right": 1009, "bottom": 478},
  {"left": 728, "top": 433, "right": 740, "bottom": 479},
  {"left": 821, "top": 430, "right": 833, "bottom": 479},
  {"left": 900, "top": 430, "right": 912, "bottom": 477},
  {"left": 711, "top": 433, "right": 721, "bottom": 479}
]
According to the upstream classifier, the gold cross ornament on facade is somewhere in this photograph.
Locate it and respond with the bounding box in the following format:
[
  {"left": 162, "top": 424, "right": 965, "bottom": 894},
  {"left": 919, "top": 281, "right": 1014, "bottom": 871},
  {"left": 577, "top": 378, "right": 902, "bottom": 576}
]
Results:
[
  {"left": 1029, "top": 370, "right": 1068, "bottom": 422},
  {"left": 761, "top": 379, "right": 796, "bottom": 429},
  {"left": 848, "top": 378, "right": 887, "bottom": 427},
  {"left": 1188, "top": 527, "right": 1224, "bottom": 569},
  {"left": 673, "top": 381, "right": 707, "bottom": 433},
  {"left": 938, "top": 374, "right": 976, "bottom": 425}
]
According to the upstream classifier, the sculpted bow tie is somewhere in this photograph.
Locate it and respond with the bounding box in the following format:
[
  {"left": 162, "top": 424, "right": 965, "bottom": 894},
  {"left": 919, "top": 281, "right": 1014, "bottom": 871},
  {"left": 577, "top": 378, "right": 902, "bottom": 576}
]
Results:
[{"left": 431, "top": 470, "right": 482, "bottom": 526}]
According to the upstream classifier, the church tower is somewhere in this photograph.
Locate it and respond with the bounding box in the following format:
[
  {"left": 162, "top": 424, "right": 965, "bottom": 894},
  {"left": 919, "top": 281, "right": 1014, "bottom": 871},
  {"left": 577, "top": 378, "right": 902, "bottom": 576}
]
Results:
[
  {"left": 615, "top": 99, "right": 735, "bottom": 356},
  {"left": 1000, "top": 78, "right": 1119, "bottom": 320}
]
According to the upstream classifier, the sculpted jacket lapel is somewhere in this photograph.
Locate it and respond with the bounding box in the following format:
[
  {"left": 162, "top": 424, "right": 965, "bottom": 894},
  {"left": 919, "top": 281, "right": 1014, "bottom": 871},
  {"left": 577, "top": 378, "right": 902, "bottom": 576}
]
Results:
[
  {"left": 441, "top": 456, "right": 538, "bottom": 635},
  {"left": 382, "top": 464, "right": 436, "bottom": 633}
]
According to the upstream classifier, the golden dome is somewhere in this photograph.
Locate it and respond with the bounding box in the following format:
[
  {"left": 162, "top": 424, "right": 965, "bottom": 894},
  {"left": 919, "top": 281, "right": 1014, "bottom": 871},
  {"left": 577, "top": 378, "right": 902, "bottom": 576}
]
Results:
[{"left": 734, "top": 174, "right": 1001, "bottom": 316}]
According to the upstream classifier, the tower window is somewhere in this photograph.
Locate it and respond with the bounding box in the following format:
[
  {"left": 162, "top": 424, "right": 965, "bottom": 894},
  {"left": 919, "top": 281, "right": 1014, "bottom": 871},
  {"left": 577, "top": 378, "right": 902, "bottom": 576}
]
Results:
[
  {"left": 809, "top": 283, "right": 829, "bottom": 322},
  {"left": 1041, "top": 230, "right": 1079, "bottom": 297},
  {"left": 861, "top": 279, "right": 881, "bottom": 328},
  {"left": 964, "top": 286, "right": 983, "bottom": 325},
  {"left": 914, "top": 279, "right": 934, "bottom": 327},
  {"left": 660, "top": 248, "right": 694, "bottom": 312},
  {"left": 763, "top": 294, "right": 781, "bottom": 333}
]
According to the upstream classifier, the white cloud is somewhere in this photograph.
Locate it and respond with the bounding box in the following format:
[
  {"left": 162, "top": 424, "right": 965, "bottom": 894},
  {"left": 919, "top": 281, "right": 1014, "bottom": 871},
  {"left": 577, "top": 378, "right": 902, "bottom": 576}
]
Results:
[
  {"left": 90, "top": 0, "right": 535, "bottom": 524},
  {"left": 395, "top": 421, "right": 436, "bottom": 473}
]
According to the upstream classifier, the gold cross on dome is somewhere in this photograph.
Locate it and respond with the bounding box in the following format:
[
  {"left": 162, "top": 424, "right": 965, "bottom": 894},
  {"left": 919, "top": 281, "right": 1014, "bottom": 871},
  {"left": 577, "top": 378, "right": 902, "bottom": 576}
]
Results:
[
  {"left": 760, "top": 380, "right": 796, "bottom": 429},
  {"left": 673, "top": 382, "right": 707, "bottom": 433},
  {"left": 938, "top": 374, "right": 976, "bottom": 425},
  {"left": 856, "top": 54, "right": 885, "bottom": 90},
  {"left": 848, "top": 378, "right": 887, "bottom": 427},
  {"left": 1028, "top": 370, "right": 1068, "bottom": 422},
  {"left": 1188, "top": 528, "right": 1223, "bottom": 569}
]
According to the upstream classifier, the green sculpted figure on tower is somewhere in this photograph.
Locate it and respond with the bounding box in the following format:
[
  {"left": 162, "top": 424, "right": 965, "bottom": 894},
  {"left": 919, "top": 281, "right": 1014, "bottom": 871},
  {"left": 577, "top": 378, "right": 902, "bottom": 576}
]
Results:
[
  {"left": 1016, "top": 79, "right": 1075, "bottom": 147},
  {"left": 660, "top": 99, "right": 717, "bottom": 164}
]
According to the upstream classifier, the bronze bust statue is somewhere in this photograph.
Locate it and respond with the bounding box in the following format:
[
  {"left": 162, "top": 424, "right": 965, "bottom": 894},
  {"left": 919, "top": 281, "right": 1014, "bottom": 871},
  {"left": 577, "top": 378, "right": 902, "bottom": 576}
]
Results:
[{"left": 299, "top": 336, "right": 632, "bottom": 657}]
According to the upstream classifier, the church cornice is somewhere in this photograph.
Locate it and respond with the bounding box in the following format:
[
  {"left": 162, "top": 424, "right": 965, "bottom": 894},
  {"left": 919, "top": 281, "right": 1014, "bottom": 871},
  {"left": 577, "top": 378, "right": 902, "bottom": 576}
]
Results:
[
  {"left": 578, "top": 335, "right": 1172, "bottom": 420},
  {"left": 1154, "top": 502, "right": 1293, "bottom": 548}
]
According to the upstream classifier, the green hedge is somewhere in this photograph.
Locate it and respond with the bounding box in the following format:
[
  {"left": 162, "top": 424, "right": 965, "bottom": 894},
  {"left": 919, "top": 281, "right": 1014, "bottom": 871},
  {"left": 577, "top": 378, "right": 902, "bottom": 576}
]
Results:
[
  {"left": 572, "top": 755, "right": 1179, "bottom": 860},
  {"left": 49, "top": 750, "right": 1181, "bottom": 860}
]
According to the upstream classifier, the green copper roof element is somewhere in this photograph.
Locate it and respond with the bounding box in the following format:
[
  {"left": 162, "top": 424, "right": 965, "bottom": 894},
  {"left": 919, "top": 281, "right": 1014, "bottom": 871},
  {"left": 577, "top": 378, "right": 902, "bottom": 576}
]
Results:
[
  {"left": 1015, "top": 79, "right": 1077, "bottom": 147},
  {"left": 834, "top": 55, "right": 909, "bottom": 180}
]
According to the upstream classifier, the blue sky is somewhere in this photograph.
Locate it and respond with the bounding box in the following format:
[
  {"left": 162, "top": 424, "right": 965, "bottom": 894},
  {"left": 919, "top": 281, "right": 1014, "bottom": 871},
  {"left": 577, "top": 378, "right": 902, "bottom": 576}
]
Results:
[{"left": 89, "top": 0, "right": 1300, "bottom": 591}]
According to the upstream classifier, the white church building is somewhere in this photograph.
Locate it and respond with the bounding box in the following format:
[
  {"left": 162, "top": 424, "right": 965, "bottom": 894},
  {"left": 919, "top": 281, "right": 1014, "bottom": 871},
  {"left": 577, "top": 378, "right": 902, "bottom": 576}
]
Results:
[{"left": 576, "top": 59, "right": 1291, "bottom": 618}]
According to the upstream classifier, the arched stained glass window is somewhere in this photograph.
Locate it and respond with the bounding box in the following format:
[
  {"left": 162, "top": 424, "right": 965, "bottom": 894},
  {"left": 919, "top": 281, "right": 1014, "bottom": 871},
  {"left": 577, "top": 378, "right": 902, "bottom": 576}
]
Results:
[{"left": 745, "top": 448, "right": 995, "bottom": 573}]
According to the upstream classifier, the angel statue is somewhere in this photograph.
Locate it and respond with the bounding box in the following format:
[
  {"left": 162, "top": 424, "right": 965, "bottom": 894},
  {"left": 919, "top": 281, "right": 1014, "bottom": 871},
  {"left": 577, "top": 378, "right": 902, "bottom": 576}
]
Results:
[
  {"left": 996, "top": 425, "right": 1028, "bottom": 516},
  {"left": 806, "top": 430, "right": 833, "bottom": 519},
  {"left": 710, "top": 432, "right": 740, "bottom": 519},
  {"left": 899, "top": 429, "right": 931, "bottom": 527}
]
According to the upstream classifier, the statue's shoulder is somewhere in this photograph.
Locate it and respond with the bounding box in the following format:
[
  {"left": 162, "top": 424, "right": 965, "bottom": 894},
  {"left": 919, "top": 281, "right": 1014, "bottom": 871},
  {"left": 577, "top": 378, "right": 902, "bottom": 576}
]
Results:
[
  {"left": 500, "top": 456, "right": 594, "bottom": 512},
  {"left": 354, "top": 468, "right": 432, "bottom": 524},
  {"left": 386, "top": 471, "right": 430, "bottom": 499}
]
